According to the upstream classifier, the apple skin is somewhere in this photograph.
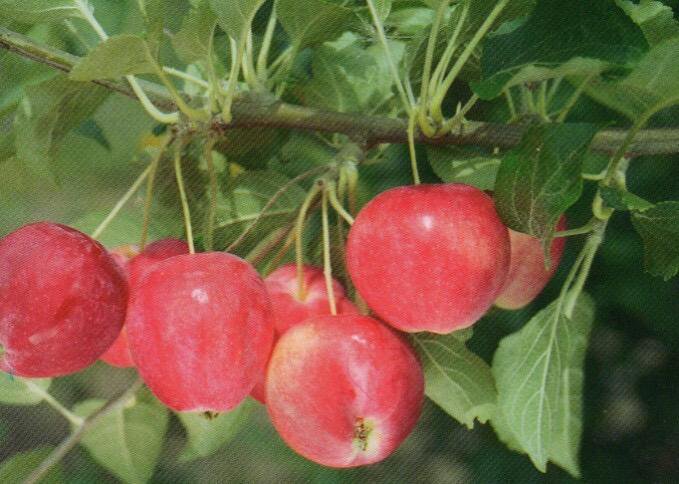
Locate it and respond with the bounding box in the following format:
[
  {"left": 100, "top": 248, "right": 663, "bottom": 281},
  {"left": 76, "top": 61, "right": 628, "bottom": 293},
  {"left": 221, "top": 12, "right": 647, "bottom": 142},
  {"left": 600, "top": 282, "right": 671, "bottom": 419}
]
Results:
[
  {"left": 266, "top": 314, "right": 424, "bottom": 467},
  {"left": 250, "top": 264, "right": 358, "bottom": 403},
  {"left": 346, "top": 184, "right": 510, "bottom": 334},
  {"left": 101, "top": 239, "right": 190, "bottom": 368},
  {"left": 0, "top": 222, "right": 127, "bottom": 377},
  {"left": 495, "top": 216, "right": 567, "bottom": 310},
  {"left": 126, "top": 252, "right": 274, "bottom": 412}
]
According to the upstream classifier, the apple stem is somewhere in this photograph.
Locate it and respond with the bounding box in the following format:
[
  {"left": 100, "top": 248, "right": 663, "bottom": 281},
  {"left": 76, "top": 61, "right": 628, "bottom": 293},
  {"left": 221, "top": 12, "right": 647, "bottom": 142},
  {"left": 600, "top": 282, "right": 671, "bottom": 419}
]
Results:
[
  {"left": 321, "top": 188, "right": 338, "bottom": 316},
  {"left": 204, "top": 137, "right": 218, "bottom": 251},
  {"left": 23, "top": 380, "right": 84, "bottom": 427},
  {"left": 326, "top": 182, "right": 355, "bottom": 226},
  {"left": 140, "top": 134, "right": 173, "bottom": 250},
  {"left": 91, "top": 164, "right": 153, "bottom": 240},
  {"left": 173, "top": 140, "right": 195, "bottom": 254},
  {"left": 294, "top": 182, "right": 323, "bottom": 300},
  {"left": 407, "top": 110, "right": 421, "bottom": 185}
]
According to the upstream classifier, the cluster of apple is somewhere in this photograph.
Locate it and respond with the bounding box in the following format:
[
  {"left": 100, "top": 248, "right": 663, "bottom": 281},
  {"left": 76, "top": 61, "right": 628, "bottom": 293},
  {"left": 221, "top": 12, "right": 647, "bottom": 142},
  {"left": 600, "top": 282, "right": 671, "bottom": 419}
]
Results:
[{"left": 0, "top": 183, "right": 564, "bottom": 468}]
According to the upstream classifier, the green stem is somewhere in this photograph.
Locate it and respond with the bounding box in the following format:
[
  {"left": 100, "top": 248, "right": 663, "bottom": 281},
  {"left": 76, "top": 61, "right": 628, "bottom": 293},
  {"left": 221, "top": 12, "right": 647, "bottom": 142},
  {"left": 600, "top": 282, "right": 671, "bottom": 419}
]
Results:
[
  {"left": 556, "top": 74, "right": 593, "bottom": 123},
  {"left": 504, "top": 88, "right": 517, "bottom": 121},
  {"left": 222, "top": 37, "right": 244, "bottom": 123},
  {"left": 439, "top": 94, "right": 479, "bottom": 132},
  {"left": 419, "top": 0, "right": 449, "bottom": 133},
  {"left": 431, "top": 0, "right": 510, "bottom": 122},
  {"left": 562, "top": 222, "right": 606, "bottom": 317},
  {"left": 204, "top": 138, "right": 218, "bottom": 251},
  {"left": 257, "top": 7, "right": 278, "bottom": 84},
  {"left": 429, "top": 1, "right": 469, "bottom": 98},
  {"left": 294, "top": 182, "right": 322, "bottom": 300},
  {"left": 366, "top": 0, "right": 413, "bottom": 113},
  {"left": 91, "top": 164, "right": 152, "bottom": 240},
  {"left": 140, "top": 135, "right": 171, "bottom": 249},
  {"left": 154, "top": 65, "right": 209, "bottom": 121},
  {"left": 554, "top": 221, "right": 595, "bottom": 238},
  {"left": 326, "top": 181, "right": 355, "bottom": 225},
  {"left": 321, "top": 188, "right": 337, "bottom": 315},
  {"left": 24, "top": 378, "right": 144, "bottom": 484},
  {"left": 162, "top": 67, "right": 209, "bottom": 89},
  {"left": 173, "top": 141, "right": 195, "bottom": 254},
  {"left": 407, "top": 110, "right": 421, "bottom": 185},
  {"left": 24, "top": 381, "right": 84, "bottom": 426}
]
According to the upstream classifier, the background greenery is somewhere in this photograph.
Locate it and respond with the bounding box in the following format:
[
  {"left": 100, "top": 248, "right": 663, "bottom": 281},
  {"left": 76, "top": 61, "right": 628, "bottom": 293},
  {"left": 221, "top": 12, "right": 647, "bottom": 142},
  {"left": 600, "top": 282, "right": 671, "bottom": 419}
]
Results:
[{"left": 1, "top": 0, "right": 678, "bottom": 482}]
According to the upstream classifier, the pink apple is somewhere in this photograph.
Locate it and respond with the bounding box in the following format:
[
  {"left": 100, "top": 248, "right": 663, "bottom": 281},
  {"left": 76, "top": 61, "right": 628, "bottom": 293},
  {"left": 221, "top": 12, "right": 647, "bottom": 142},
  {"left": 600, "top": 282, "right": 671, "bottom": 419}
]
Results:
[
  {"left": 126, "top": 252, "right": 274, "bottom": 412},
  {"left": 250, "top": 264, "right": 359, "bottom": 403},
  {"left": 101, "top": 239, "right": 189, "bottom": 368},
  {"left": 0, "top": 222, "right": 127, "bottom": 377},
  {"left": 495, "top": 216, "right": 567, "bottom": 310},
  {"left": 266, "top": 314, "right": 424, "bottom": 467},
  {"left": 346, "top": 184, "right": 510, "bottom": 334}
]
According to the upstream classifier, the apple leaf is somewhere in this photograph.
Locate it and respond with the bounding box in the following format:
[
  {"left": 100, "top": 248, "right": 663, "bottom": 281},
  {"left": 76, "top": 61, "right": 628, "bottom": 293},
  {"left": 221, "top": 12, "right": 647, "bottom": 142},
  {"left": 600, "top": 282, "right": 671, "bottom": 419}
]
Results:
[
  {"left": 276, "top": 0, "right": 358, "bottom": 50},
  {"left": 172, "top": 1, "right": 218, "bottom": 64},
  {"left": 14, "top": 76, "right": 108, "bottom": 179},
  {"left": 74, "top": 397, "right": 169, "bottom": 484},
  {"left": 599, "top": 186, "right": 654, "bottom": 212},
  {"left": 473, "top": 0, "right": 648, "bottom": 99},
  {"left": 0, "top": 447, "right": 64, "bottom": 484},
  {"left": 0, "top": 373, "right": 51, "bottom": 406},
  {"left": 631, "top": 201, "right": 679, "bottom": 281},
  {"left": 70, "top": 34, "right": 157, "bottom": 81},
  {"left": 208, "top": 0, "right": 266, "bottom": 43},
  {"left": 426, "top": 145, "right": 500, "bottom": 190},
  {"left": 178, "top": 398, "right": 256, "bottom": 461},
  {"left": 413, "top": 332, "right": 496, "bottom": 429},
  {"left": 616, "top": 0, "right": 679, "bottom": 46},
  {"left": 582, "top": 37, "right": 679, "bottom": 121},
  {"left": 491, "top": 293, "right": 595, "bottom": 477},
  {"left": 494, "top": 123, "right": 600, "bottom": 252},
  {"left": 0, "top": 0, "right": 82, "bottom": 23}
]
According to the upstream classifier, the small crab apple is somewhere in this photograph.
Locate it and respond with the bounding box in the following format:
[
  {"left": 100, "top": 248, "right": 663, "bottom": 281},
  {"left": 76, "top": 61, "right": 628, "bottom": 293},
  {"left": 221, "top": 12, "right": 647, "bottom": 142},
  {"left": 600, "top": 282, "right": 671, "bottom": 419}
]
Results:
[
  {"left": 495, "top": 216, "right": 567, "bottom": 310},
  {"left": 250, "top": 264, "right": 359, "bottom": 403},
  {"left": 346, "top": 184, "right": 510, "bottom": 334},
  {"left": 0, "top": 222, "right": 127, "bottom": 377},
  {"left": 266, "top": 314, "right": 424, "bottom": 468},
  {"left": 127, "top": 252, "right": 274, "bottom": 412},
  {"left": 101, "top": 239, "right": 189, "bottom": 368},
  {"left": 99, "top": 244, "right": 139, "bottom": 368}
]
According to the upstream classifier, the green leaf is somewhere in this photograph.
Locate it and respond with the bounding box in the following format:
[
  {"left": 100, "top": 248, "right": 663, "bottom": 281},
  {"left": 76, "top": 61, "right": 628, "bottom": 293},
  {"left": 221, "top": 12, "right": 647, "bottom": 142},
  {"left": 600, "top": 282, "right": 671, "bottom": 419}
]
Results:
[
  {"left": 70, "top": 34, "right": 157, "bottom": 81},
  {"left": 491, "top": 293, "right": 595, "bottom": 476},
  {"left": 208, "top": 0, "right": 266, "bottom": 42},
  {"left": 494, "top": 123, "right": 600, "bottom": 251},
  {"left": 178, "top": 398, "right": 255, "bottom": 461},
  {"left": 373, "top": 0, "right": 392, "bottom": 21},
  {"left": 302, "top": 38, "right": 400, "bottom": 113},
  {"left": 617, "top": 0, "right": 679, "bottom": 46},
  {"left": 0, "top": 447, "right": 64, "bottom": 484},
  {"left": 414, "top": 333, "right": 496, "bottom": 429},
  {"left": 74, "top": 397, "right": 169, "bottom": 484},
  {"left": 276, "top": 0, "right": 358, "bottom": 50},
  {"left": 599, "top": 185, "right": 654, "bottom": 212},
  {"left": 474, "top": 0, "right": 648, "bottom": 99},
  {"left": 172, "top": 0, "right": 218, "bottom": 63},
  {"left": 0, "top": 373, "right": 51, "bottom": 405},
  {"left": 213, "top": 170, "right": 307, "bottom": 252},
  {"left": 631, "top": 201, "right": 679, "bottom": 280},
  {"left": 0, "top": 0, "right": 82, "bottom": 23},
  {"left": 14, "top": 76, "right": 108, "bottom": 179},
  {"left": 426, "top": 145, "right": 500, "bottom": 190},
  {"left": 582, "top": 37, "right": 679, "bottom": 121},
  {"left": 138, "top": 0, "right": 172, "bottom": 46}
]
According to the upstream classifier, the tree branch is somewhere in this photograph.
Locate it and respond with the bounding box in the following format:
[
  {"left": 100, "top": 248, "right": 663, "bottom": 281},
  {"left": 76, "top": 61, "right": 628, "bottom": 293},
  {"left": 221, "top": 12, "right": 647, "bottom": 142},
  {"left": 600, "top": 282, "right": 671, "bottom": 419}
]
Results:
[{"left": 2, "top": 26, "right": 679, "bottom": 157}]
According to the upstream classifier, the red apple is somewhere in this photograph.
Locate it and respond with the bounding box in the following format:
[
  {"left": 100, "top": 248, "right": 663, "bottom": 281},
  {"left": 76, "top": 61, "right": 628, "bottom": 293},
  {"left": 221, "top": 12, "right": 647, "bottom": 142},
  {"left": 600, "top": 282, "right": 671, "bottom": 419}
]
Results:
[
  {"left": 0, "top": 222, "right": 127, "bottom": 377},
  {"left": 495, "top": 216, "right": 567, "bottom": 310},
  {"left": 127, "top": 252, "right": 274, "bottom": 412},
  {"left": 101, "top": 239, "right": 189, "bottom": 368},
  {"left": 266, "top": 314, "right": 424, "bottom": 467},
  {"left": 346, "top": 184, "right": 510, "bottom": 334},
  {"left": 250, "top": 264, "right": 359, "bottom": 403}
]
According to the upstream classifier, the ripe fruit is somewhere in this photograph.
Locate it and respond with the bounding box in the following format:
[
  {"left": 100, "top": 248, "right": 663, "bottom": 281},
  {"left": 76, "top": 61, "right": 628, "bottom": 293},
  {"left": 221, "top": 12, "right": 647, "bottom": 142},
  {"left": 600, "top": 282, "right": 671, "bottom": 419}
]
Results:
[
  {"left": 250, "top": 264, "right": 358, "bottom": 403},
  {"left": 266, "top": 314, "right": 424, "bottom": 467},
  {"left": 101, "top": 239, "right": 189, "bottom": 368},
  {"left": 0, "top": 222, "right": 127, "bottom": 377},
  {"left": 495, "top": 216, "right": 567, "bottom": 310},
  {"left": 127, "top": 252, "right": 273, "bottom": 412},
  {"left": 346, "top": 184, "right": 510, "bottom": 334}
]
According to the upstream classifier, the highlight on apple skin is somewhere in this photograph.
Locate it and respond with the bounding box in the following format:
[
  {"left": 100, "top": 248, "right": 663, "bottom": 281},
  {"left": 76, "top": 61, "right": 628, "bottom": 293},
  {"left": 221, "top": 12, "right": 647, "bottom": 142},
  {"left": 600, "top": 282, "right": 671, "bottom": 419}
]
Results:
[
  {"left": 250, "top": 264, "right": 358, "bottom": 403},
  {"left": 100, "top": 239, "right": 189, "bottom": 368},
  {"left": 0, "top": 222, "right": 127, "bottom": 377},
  {"left": 495, "top": 216, "right": 568, "bottom": 310},
  {"left": 266, "top": 314, "right": 424, "bottom": 468},
  {"left": 126, "top": 252, "right": 274, "bottom": 412},
  {"left": 346, "top": 184, "right": 510, "bottom": 334}
]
